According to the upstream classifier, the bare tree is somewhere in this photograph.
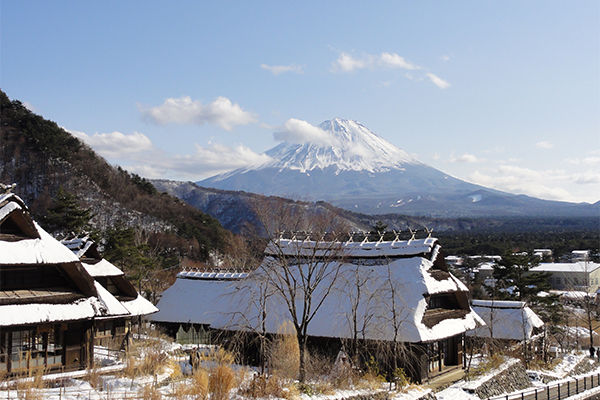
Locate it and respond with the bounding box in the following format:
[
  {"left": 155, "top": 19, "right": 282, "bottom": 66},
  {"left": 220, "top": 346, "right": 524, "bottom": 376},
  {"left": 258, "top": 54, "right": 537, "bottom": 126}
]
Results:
[
  {"left": 250, "top": 197, "right": 350, "bottom": 382},
  {"left": 337, "top": 262, "right": 378, "bottom": 363}
]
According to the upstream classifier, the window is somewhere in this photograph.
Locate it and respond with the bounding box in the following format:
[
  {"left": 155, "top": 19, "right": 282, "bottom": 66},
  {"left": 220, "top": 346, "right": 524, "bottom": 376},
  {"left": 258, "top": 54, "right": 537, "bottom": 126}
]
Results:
[
  {"left": 9, "top": 327, "right": 64, "bottom": 371},
  {"left": 46, "top": 328, "right": 63, "bottom": 365},
  {"left": 556, "top": 277, "right": 561, "bottom": 285},
  {"left": 0, "top": 332, "right": 7, "bottom": 372},
  {"left": 96, "top": 321, "right": 113, "bottom": 338},
  {"left": 11, "top": 330, "right": 33, "bottom": 370}
]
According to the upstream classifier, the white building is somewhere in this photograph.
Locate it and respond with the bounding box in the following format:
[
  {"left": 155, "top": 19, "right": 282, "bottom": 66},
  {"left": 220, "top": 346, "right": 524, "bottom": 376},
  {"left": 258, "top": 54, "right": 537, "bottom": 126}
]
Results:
[
  {"left": 468, "top": 300, "right": 543, "bottom": 341},
  {"left": 530, "top": 262, "right": 600, "bottom": 292}
]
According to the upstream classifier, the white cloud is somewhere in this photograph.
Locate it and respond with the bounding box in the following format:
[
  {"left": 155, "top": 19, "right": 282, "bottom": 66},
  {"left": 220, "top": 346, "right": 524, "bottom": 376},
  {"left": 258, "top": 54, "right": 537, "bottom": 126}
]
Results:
[
  {"left": 583, "top": 157, "right": 600, "bottom": 166},
  {"left": 425, "top": 73, "right": 450, "bottom": 89},
  {"left": 273, "top": 119, "right": 340, "bottom": 146},
  {"left": 140, "top": 96, "right": 257, "bottom": 131},
  {"left": 431, "top": 152, "right": 441, "bottom": 161},
  {"left": 68, "top": 129, "right": 154, "bottom": 158},
  {"left": 469, "top": 170, "right": 576, "bottom": 201},
  {"left": 448, "top": 153, "right": 483, "bottom": 163},
  {"left": 331, "top": 52, "right": 419, "bottom": 73},
  {"left": 67, "top": 127, "right": 271, "bottom": 180},
  {"left": 535, "top": 141, "right": 554, "bottom": 149},
  {"left": 261, "top": 64, "right": 304, "bottom": 75},
  {"left": 466, "top": 163, "right": 600, "bottom": 203},
  {"left": 575, "top": 172, "right": 600, "bottom": 185},
  {"left": 331, "top": 51, "right": 450, "bottom": 90},
  {"left": 441, "top": 55, "right": 450, "bottom": 62},
  {"left": 564, "top": 156, "right": 600, "bottom": 166},
  {"left": 378, "top": 53, "right": 418, "bottom": 70},
  {"left": 141, "top": 141, "right": 272, "bottom": 179}
]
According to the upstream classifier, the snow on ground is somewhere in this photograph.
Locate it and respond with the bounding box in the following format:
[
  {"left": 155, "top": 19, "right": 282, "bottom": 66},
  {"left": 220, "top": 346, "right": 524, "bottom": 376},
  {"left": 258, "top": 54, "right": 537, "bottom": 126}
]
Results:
[
  {"left": 3, "top": 345, "right": 596, "bottom": 400},
  {"left": 436, "top": 352, "right": 598, "bottom": 400}
]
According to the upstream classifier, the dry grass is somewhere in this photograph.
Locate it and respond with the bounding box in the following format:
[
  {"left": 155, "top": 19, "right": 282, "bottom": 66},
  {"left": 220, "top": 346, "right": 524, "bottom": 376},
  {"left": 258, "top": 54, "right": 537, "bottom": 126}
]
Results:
[
  {"left": 269, "top": 321, "right": 300, "bottom": 381},
  {"left": 122, "top": 330, "right": 172, "bottom": 379},
  {"left": 138, "top": 384, "right": 162, "bottom": 400},
  {"left": 465, "top": 353, "right": 505, "bottom": 381},
  {"left": 15, "top": 368, "right": 47, "bottom": 400},
  {"left": 241, "top": 374, "right": 300, "bottom": 400},
  {"left": 209, "top": 364, "right": 236, "bottom": 400},
  {"left": 85, "top": 363, "right": 102, "bottom": 388}
]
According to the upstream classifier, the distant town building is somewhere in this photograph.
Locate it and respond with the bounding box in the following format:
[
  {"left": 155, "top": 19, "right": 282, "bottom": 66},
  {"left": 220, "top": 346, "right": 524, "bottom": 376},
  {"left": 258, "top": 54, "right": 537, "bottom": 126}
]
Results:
[
  {"left": 530, "top": 262, "right": 600, "bottom": 292},
  {"left": 533, "top": 249, "right": 553, "bottom": 260},
  {"left": 572, "top": 250, "right": 591, "bottom": 262}
]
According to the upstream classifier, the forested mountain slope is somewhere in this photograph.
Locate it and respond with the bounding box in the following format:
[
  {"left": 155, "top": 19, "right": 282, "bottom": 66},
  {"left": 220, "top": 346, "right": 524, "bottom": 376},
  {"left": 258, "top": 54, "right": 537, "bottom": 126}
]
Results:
[{"left": 0, "top": 90, "right": 230, "bottom": 263}]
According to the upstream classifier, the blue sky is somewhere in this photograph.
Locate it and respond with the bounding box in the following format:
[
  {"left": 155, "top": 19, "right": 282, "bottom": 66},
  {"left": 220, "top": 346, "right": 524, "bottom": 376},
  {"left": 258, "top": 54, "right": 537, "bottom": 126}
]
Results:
[{"left": 2, "top": 1, "right": 599, "bottom": 203}]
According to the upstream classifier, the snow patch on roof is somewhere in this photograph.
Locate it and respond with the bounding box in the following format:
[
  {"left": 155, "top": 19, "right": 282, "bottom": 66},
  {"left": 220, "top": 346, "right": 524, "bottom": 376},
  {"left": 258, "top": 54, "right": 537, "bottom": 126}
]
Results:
[
  {"left": 0, "top": 221, "right": 80, "bottom": 264},
  {"left": 122, "top": 294, "right": 159, "bottom": 316},
  {"left": 531, "top": 262, "right": 600, "bottom": 273},
  {"left": 94, "top": 281, "right": 130, "bottom": 318},
  {"left": 83, "top": 259, "right": 123, "bottom": 277},
  {"left": 0, "top": 297, "right": 105, "bottom": 326}
]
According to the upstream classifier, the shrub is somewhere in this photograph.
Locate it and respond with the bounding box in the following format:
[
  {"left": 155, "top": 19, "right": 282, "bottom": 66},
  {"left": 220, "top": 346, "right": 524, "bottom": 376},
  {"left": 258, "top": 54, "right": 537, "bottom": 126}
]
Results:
[
  {"left": 138, "top": 384, "right": 162, "bottom": 400},
  {"left": 85, "top": 364, "right": 101, "bottom": 389},
  {"left": 269, "top": 321, "right": 300, "bottom": 380},
  {"left": 209, "top": 364, "right": 236, "bottom": 400}
]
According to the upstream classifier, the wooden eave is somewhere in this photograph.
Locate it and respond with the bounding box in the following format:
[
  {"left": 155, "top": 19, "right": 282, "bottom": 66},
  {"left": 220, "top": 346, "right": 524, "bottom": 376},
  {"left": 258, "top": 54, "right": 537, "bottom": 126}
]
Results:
[
  {"left": 58, "top": 261, "right": 98, "bottom": 298},
  {"left": 0, "top": 287, "right": 85, "bottom": 306},
  {"left": 109, "top": 275, "right": 139, "bottom": 298},
  {"left": 0, "top": 208, "right": 40, "bottom": 239},
  {"left": 421, "top": 308, "right": 469, "bottom": 329}
]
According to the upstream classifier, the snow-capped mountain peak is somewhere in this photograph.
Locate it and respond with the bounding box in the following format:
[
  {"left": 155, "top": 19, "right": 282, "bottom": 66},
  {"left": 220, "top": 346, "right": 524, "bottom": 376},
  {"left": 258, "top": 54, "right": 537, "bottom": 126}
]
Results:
[{"left": 264, "top": 118, "right": 421, "bottom": 173}]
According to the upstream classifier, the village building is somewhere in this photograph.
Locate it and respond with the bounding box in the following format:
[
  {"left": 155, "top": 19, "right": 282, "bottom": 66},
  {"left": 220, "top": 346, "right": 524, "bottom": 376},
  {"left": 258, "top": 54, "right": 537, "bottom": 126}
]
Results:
[
  {"left": 152, "top": 234, "right": 484, "bottom": 383},
  {"left": 61, "top": 235, "right": 158, "bottom": 349},
  {"left": 572, "top": 250, "right": 591, "bottom": 262},
  {"left": 0, "top": 192, "right": 156, "bottom": 375},
  {"left": 467, "top": 300, "right": 544, "bottom": 341},
  {"left": 534, "top": 249, "right": 553, "bottom": 260},
  {"left": 530, "top": 262, "right": 600, "bottom": 292}
]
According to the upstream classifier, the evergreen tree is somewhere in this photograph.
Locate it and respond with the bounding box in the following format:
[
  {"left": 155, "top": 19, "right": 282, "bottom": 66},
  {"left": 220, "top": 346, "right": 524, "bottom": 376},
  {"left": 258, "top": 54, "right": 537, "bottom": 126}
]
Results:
[
  {"left": 41, "top": 187, "right": 93, "bottom": 234},
  {"left": 491, "top": 252, "right": 552, "bottom": 302}
]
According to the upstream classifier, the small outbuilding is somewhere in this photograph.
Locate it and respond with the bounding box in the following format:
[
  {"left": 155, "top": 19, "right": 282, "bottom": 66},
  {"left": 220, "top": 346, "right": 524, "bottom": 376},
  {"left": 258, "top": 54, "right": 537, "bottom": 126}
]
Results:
[{"left": 467, "top": 300, "right": 544, "bottom": 341}]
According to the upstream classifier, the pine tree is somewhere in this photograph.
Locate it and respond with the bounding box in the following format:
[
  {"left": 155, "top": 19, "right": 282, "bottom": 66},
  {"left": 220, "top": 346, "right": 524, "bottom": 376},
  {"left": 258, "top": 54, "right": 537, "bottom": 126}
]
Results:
[
  {"left": 41, "top": 187, "right": 93, "bottom": 234},
  {"left": 492, "top": 252, "right": 551, "bottom": 302}
]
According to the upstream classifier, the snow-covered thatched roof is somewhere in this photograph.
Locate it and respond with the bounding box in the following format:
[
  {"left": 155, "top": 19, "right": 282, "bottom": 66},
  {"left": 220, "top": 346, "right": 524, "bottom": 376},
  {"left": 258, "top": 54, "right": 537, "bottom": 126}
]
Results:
[
  {"left": 153, "top": 237, "right": 484, "bottom": 343},
  {"left": 0, "top": 193, "right": 156, "bottom": 326},
  {"left": 65, "top": 237, "right": 159, "bottom": 317},
  {"left": 467, "top": 300, "right": 544, "bottom": 340},
  {"left": 0, "top": 194, "right": 80, "bottom": 265}
]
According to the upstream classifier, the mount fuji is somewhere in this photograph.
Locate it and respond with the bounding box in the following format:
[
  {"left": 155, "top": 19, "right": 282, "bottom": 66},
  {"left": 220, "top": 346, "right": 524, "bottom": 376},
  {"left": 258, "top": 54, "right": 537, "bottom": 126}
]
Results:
[{"left": 198, "top": 119, "right": 598, "bottom": 217}]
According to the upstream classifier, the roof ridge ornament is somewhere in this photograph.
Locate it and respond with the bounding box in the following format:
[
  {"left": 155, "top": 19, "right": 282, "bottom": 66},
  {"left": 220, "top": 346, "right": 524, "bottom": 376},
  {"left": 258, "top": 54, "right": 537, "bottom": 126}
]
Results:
[
  {"left": 392, "top": 230, "right": 401, "bottom": 244},
  {"left": 425, "top": 227, "right": 434, "bottom": 239},
  {"left": 0, "top": 183, "right": 17, "bottom": 194},
  {"left": 408, "top": 228, "right": 416, "bottom": 244}
]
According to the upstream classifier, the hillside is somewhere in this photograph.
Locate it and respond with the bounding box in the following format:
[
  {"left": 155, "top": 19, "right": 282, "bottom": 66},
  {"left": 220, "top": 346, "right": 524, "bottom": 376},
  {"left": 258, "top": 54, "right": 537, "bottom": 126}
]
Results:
[
  {"left": 152, "top": 179, "right": 600, "bottom": 258},
  {"left": 0, "top": 90, "right": 230, "bottom": 263}
]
